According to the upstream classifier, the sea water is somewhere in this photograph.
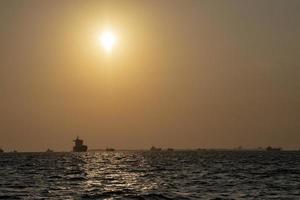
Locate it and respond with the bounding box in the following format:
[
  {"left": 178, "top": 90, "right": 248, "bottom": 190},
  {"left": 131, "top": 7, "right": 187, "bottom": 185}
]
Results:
[{"left": 0, "top": 151, "right": 299, "bottom": 199}]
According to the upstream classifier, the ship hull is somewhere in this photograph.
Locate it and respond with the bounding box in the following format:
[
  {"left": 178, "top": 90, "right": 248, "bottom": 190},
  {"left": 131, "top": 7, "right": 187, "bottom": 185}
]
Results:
[{"left": 73, "top": 145, "right": 88, "bottom": 152}]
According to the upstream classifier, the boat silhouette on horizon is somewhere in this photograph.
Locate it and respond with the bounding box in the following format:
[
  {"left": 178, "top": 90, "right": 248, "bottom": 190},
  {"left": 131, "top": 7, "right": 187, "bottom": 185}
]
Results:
[
  {"left": 150, "top": 146, "right": 162, "bottom": 151},
  {"left": 45, "top": 149, "right": 54, "bottom": 153},
  {"left": 106, "top": 148, "right": 115, "bottom": 152},
  {"left": 266, "top": 146, "right": 282, "bottom": 151}
]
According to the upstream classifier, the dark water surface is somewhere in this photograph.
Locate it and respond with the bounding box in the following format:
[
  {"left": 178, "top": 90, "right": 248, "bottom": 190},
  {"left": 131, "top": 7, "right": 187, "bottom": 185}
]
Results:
[{"left": 0, "top": 151, "right": 299, "bottom": 199}]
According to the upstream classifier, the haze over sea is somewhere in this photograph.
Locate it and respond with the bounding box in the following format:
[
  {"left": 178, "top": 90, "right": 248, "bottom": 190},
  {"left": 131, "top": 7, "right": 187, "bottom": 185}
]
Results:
[{"left": 0, "top": 151, "right": 299, "bottom": 199}]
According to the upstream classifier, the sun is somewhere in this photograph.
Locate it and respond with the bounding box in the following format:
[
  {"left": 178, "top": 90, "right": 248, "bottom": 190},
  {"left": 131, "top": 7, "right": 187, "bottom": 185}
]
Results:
[{"left": 99, "top": 31, "right": 117, "bottom": 52}]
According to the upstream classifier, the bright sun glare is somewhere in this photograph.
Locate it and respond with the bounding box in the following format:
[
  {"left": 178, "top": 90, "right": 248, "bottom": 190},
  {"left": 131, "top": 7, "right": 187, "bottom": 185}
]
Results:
[{"left": 99, "top": 31, "right": 117, "bottom": 52}]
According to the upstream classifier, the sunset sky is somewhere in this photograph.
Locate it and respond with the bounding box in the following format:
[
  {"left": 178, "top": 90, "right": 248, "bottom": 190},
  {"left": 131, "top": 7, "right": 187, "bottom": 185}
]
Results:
[{"left": 0, "top": 0, "right": 299, "bottom": 151}]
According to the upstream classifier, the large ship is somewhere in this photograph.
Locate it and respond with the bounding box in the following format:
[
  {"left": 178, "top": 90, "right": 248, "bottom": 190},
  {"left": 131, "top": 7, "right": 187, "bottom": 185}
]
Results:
[{"left": 73, "top": 136, "right": 88, "bottom": 152}]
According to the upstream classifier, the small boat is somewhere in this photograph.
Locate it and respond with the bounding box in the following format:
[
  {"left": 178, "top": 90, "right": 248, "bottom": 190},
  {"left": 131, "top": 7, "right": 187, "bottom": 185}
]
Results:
[
  {"left": 106, "top": 148, "right": 115, "bottom": 152},
  {"left": 45, "top": 149, "right": 54, "bottom": 153},
  {"left": 150, "top": 146, "right": 162, "bottom": 151},
  {"left": 197, "top": 148, "right": 207, "bottom": 152},
  {"left": 166, "top": 148, "right": 174, "bottom": 152},
  {"left": 266, "top": 146, "right": 282, "bottom": 151}
]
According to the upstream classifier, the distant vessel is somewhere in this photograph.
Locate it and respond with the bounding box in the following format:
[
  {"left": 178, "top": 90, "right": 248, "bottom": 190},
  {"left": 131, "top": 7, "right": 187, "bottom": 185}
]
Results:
[
  {"left": 166, "top": 148, "right": 174, "bottom": 152},
  {"left": 45, "top": 149, "right": 54, "bottom": 153},
  {"left": 266, "top": 146, "right": 282, "bottom": 151},
  {"left": 197, "top": 148, "right": 207, "bottom": 152},
  {"left": 106, "top": 148, "right": 115, "bottom": 152},
  {"left": 150, "top": 146, "right": 162, "bottom": 151},
  {"left": 0, "top": 148, "right": 3, "bottom": 153},
  {"left": 73, "top": 137, "right": 88, "bottom": 152}
]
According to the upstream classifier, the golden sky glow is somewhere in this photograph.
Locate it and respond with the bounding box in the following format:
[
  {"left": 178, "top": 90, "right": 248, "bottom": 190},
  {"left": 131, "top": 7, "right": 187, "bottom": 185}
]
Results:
[{"left": 0, "top": 0, "right": 300, "bottom": 151}]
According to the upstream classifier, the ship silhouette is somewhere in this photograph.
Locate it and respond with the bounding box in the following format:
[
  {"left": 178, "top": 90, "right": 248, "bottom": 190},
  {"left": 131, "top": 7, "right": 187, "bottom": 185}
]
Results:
[
  {"left": 150, "top": 146, "right": 162, "bottom": 151},
  {"left": 106, "top": 148, "right": 115, "bottom": 152},
  {"left": 73, "top": 136, "right": 88, "bottom": 152},
  {"left": 266, "top": 146, "right": 282, "bottom": 151},
  {"left": 45, "top": 149, "right": 54, "bottom": 153}
]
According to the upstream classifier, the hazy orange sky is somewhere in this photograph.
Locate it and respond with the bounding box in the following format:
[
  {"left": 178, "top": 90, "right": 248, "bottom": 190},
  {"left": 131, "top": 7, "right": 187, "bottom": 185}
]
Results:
[{"left": 0, "top": 0, "right": 299, "bottom": 151}]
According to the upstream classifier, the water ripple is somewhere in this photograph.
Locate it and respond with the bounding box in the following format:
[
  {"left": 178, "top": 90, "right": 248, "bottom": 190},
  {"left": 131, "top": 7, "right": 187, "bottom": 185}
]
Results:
[{"left": 0, "top": 151, "right": 299, "bottom": 199}]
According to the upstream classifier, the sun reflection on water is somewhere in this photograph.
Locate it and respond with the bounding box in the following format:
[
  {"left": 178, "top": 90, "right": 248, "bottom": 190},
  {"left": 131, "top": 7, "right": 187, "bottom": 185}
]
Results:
[{"left": 73, "top": 152, "right": 157, "bottom": 196}]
